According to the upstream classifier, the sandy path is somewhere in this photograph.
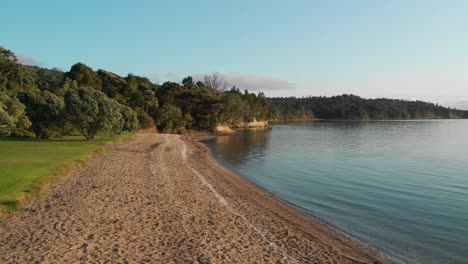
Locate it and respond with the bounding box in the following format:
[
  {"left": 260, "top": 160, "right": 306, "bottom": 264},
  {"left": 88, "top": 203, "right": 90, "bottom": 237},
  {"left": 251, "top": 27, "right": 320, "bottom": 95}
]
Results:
[{"left": 0, "top": 133, "right": 388, "bottom": 263}]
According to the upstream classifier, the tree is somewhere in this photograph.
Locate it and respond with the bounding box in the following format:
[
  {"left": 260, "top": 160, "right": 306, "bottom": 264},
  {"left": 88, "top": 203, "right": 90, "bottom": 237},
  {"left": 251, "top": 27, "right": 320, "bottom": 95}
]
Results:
[
  {"left": 26, "top": 65, "right": 64, "bottom": 94},
  {"left": 143, "top": 90, "right": 158, "bottom": 114},
  {"left": 266, "top": 94, "right": 466, "bottom": 121},
  {"left": 182, "top": 76, "right": 194, "bottom": 87},
  {"left": 0, "top": 49, "right": 38, "bottom": 96},
  {"left": 18, "top": 90, "right": 64, "bottom": 138},
  {"left": 220, "top": 93, "right": 249, "bottom": 125},
  {"left": 0, "top": 46, "right": 18, "bottom": 83},
  {"left": 203, "top": 73, "right": 227, "bottom": 93},
  {"left": 155, "top": 104, "right": 184, "bottom": 132},
  {"left": 196, "top": 81, "right": 205, "bottom": 88},
  {"left": 0, "top": 93, "right": 31, "bottom": 136},
  {"left": 63, "top": 87, "right": 125, "bottom": 140},
  {"left": 122, "top": 74, "right": 159, "bottom": 109},
  {"left": 105, "top": 97, "right": 125, "bottom": 135},
  {"left": 135, "top": 108, "right": 154, "bottom": 129},
  {"left": 65, "top": 63, "right": 102, "bottom": 90},
  {"left": 156, "top": 81, "right": 184, "bottom": 105},
  {"left": 54, "top": 77, "right": 77, "bottom": 97},
  {"left": 97, "top": 69, "right": 127, "bottom": 100},
  {"left": 119, "top": 105, "right": 139, "bottom": 131}
]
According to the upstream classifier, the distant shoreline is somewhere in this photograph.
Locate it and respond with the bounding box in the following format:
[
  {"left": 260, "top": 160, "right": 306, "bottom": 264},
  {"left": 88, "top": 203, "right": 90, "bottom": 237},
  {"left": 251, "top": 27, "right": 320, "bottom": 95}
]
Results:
[{"left": 269, "top": 117, "right": 467, "bottom": 122}]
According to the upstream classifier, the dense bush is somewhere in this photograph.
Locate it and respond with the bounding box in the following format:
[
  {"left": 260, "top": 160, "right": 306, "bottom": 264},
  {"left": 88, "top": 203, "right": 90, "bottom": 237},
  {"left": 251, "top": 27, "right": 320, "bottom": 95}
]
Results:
[
  {"left": 0, "top": 93, "right": 31, "bottom": 136},
  {"left": 63, "top": 87, "right": 136, "bottom": 140},
  {"left": 135, "top": 108, "right": 154, "bottom": 129},
  {"left": 155, "top": 104, "right": 184, "bottom": 132},
  {"left": 120, "top": 105, "right": 139, "bottom": 131},
  {"left": 18, "top": 90, "right": 64, "bottom": 138}
]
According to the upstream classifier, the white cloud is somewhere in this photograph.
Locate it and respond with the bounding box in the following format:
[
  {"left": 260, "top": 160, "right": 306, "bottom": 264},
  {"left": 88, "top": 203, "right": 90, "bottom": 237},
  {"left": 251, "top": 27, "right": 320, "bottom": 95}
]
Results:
[
  {"left": 447, "top": 101, "right": 468, "bottom": 110},
  {"left": 192, "top": 72, "right": 295, "bottom": 91},
  {"left": 17, "top": 55, "right": 43, "bottom": 66}
]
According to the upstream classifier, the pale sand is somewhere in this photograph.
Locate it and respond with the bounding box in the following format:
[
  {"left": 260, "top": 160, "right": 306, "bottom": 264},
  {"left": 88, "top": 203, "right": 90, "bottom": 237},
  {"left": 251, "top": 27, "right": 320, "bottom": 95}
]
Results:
[{"left": 0, "top": 133, "right": 390, "bottom": 263}]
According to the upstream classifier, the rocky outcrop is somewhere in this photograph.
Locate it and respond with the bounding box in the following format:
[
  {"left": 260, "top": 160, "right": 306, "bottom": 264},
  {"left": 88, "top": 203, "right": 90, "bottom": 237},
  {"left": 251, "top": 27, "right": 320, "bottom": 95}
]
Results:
[
  {"left": 213, "top": 125, "right": 236, "bottom": 135},
  {"left": 213, "top": 119, "right": 269, "bottom": 135},
  {"left": 232, "top": 119, "right": 269, "bottom": 128}
]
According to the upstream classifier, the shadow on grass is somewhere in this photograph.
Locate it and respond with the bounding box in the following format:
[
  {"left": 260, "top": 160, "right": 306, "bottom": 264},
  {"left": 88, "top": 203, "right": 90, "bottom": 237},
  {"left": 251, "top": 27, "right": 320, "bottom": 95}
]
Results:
[
  {"left": 0, "top": 136, "right": 30, "bottom": 142},
  {"left": 0, "top": 135, "right": 122, "bottom": 142},
  {"left": 0, "top": 136, "right": 89, "bottom": 142},
  {"left": 0, "top": 200, "right": 20, "bottom": 211}
]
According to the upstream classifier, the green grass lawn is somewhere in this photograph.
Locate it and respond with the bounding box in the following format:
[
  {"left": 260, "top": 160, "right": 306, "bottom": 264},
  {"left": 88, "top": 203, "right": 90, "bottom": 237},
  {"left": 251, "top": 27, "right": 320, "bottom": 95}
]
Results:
[{"left": 0, "top": 133, "right": 131, "bottom": 213}]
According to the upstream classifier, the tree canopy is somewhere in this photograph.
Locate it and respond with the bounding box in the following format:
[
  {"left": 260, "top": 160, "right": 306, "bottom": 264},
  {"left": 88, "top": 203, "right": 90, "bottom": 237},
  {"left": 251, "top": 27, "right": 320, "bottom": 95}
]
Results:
[
  {"left": 267, "top": 95, "right": 466, "bottom": 120},
  {"left": 19, "top": 90, "right": 64, "bottom": 138},
  {"left": 0, "top": 45, "right": 466, "bottom": 139},
  {"left": 63, "top": 87, "right": 134, "bottom": 140},
  {"left": 0, "top": 93, "right": 31, "bottom": 136},
  {"left": 66, "top": 63, "right": 102, "bottom": 90}
]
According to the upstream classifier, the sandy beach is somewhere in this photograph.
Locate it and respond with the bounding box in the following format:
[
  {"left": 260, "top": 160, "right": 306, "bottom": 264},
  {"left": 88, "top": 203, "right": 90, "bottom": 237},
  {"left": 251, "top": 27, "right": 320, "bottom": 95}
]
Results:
[{"left": 0, "top": 132, "right": 390, "bottom": 263}]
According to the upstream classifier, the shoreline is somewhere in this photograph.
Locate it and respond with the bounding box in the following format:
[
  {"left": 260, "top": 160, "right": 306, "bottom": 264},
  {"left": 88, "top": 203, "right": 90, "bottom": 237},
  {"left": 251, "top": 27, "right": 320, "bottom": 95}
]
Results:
[
  {"left": 189, "top": 136, "right": 394, "bottom": 264},
  {"left": 196, "top": 136, "right": 402, "bottom": 264},
  {"left": 0, "top": 132, "right": 392, "bottom": 263}
]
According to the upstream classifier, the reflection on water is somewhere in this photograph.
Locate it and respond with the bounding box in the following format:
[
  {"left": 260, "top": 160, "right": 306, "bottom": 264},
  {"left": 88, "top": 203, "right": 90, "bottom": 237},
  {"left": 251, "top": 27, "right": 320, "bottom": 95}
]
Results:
[
  {"left": 203, "top": 120, "right": 468, "bottom": 264},
  {"left": 207, "top": 128, "right": 270, "bottom": 167}
]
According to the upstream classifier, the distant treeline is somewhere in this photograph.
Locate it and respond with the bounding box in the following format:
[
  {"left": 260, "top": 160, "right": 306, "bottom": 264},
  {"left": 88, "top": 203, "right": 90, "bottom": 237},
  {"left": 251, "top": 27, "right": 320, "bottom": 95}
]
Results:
[
  {"left": 268, "top": 95, "right": 468, "bottom": 120},
  {"left": 1, "top": 45, "right": 466, "bottom": 139}
]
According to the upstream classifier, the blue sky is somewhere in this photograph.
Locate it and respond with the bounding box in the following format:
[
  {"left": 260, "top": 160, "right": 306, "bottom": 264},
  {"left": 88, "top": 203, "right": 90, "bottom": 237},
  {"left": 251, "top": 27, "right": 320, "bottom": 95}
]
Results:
[{"left": 2, "top": 0, "right": 468, "bottom": 108}]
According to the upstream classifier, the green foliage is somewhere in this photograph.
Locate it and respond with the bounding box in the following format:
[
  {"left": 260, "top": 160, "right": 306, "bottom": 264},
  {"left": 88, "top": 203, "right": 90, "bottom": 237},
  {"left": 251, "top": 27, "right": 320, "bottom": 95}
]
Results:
[
  {"left": 182, "top": 76, "right": 194, "bottom": 87},
  {"left": 4, "top": 66, "right": 38, "bottom": 94},
  {"left": 97, "top": 69, "right": 127, "bottom": 102},
  {"left": 63, "top": 87, "right": 129, "bottom": 140},
  {"left": 135, "top": 108, "right": 155, "bottom": 129},
  {"left": 184, "top": 113, "right": 193, "bottom": 129},
  {"left": 268, "top": 95, "right": 465, "bottom": 120},
  {"left": 55, "top": 78, "right": 78, "bottom": 97},
  {"left": 156, "top": 81, "right": 184, "bottom": 105},
  {"left": 0, "top": 93, "right": 31, "bottom": 136},
  {"left": 2, "top": 45, "right": 466, "bottom": 138},
  {"left": 63, "top": 87, "right": 99, "bottom": 139},
  {"left": 25, "top": 66, "right": 64, "bottom": 94},
  {"left": 66, "top": 63, "right": 102, "bottom": 90},
  {"left": 220, "top": 88, "right": 269, "bottom": 124},
  {"left": 105, "top": 97, "right": 125, "bottom": 135},
  {"left": 220, "top": 93, "right": 249, "bottom": 125},
  {"left": 155, "top": 104, "right": 184, "bottom": 132},
  {"left": 0, "top": 48, "right": 37, "bottom": 96},
  {"left": 119, "top": 105, "right": 139, "bottom": 131},
  {"left": 0, "top": 46, "right": 19, "bottom": 88},
  {"left": 18, "top": 90, "right": 64, "bottom": 138},
  {"left": 143, "top": 90, "right": 158, "bottom": 114},
  {"left": 123, "top": 74, "right": 159, "bottom": 109},
  {"left": 154, "top": 80, "right": 225, "bottom": 131}
]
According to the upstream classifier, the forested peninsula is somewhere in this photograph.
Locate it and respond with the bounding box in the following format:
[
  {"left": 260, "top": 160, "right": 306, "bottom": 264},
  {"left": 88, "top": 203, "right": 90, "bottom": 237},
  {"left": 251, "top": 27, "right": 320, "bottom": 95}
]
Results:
[{"left": 1, "top": 46, "right": 466, "bottom": 139}]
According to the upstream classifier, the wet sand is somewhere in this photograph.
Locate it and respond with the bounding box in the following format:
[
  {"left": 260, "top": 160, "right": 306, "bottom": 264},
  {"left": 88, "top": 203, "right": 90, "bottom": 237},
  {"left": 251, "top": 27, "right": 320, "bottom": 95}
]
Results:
[{"left": 0, "top": 133, "right": 390, "bottom": 263}]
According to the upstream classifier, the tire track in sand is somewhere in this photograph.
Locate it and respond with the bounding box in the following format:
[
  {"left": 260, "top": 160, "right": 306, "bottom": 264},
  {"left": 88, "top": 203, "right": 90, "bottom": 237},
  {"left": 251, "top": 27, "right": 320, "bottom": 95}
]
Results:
[{"left": 178, "top": 136, "right": 299, "bottom": 264}]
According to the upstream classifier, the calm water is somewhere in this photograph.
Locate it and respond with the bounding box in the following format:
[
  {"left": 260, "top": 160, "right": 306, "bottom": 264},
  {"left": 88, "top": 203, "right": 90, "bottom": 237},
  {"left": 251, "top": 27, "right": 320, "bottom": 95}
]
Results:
[{"left": 202, "top": 120, "right": 468, "bottom": 264}]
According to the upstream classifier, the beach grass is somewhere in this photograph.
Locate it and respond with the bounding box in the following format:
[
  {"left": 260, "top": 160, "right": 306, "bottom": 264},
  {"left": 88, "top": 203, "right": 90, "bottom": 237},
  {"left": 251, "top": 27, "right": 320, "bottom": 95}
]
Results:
[{"left": 0, "top": 132, "right": 131, "bottom": 213}]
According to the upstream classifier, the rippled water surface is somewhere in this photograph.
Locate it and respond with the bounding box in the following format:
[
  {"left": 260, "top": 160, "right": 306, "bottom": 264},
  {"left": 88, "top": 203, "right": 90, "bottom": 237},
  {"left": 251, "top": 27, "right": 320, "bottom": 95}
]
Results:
[{"left": 202, "top": 120, "right": 468, "bottom": 264}]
